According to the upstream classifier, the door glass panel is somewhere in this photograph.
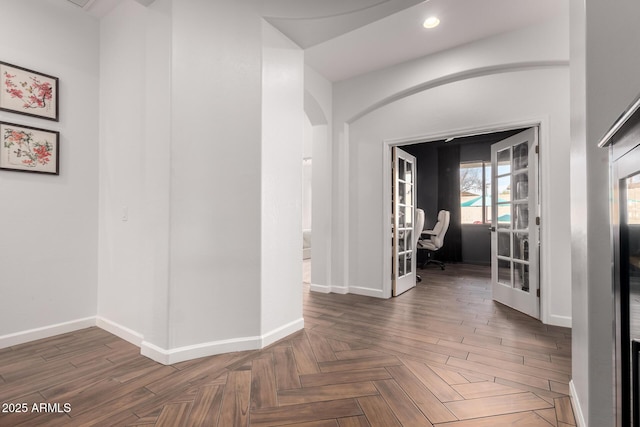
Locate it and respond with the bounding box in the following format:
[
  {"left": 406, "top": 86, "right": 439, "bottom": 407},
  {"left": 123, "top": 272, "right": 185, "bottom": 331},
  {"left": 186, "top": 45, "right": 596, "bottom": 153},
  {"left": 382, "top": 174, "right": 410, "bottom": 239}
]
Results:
[
  {"left": 405, "top": 230, "right": 412, "bottom": 252},
  {"left": 514, "top": 173, "right": 529, "bottom": 200},
  {"left": 399, "top": 182, "right": 406, "bottom": 205},
  {"left": 398, "top": 160, "right": 405, "bottom": 180},
  {"left": 405, "top": 206, "right": 413, "bottom": 229},
  {"left": 399, "top": 257, "right": 405, "bottom": 276},
  {"left": 497, "top": 203, "right": 511, "bottom": 229},
  {"left": 514, "top": 261, "right": 530, "bottom": 292},
  {"left": 398, "top": 207, "right": 406, "bottom": 228},
  {"left": 498, "top": 232, "right": 510, "bottom": 257},
  {"left": 497, "top": 176, "right": 511, "bottom": 202},
  {"left": 405, "top": 161, "right": 413, "bottom": 183},
  {"left": 406, "top": 253, "right": 413, "bottom": 274},
  {"left": 498, "top": 259, "right": 511, "bottom": 285},
  {"left": 513, "top": 142, "right": 529, "bottom": 170},
  {"left": 405, "top": 184, "right": 413, "bottom": 207},
  {"left": 514, "top": 203, "right": 529, "bottom": 230},
  {"left": 513, "top": 233, "right": 529, "bottom": 261},
  {"left": 626, "top": 173, "right": 640, "bottom": 339},
  {"left": 497, "top": 148, "right": 511, "bottom": 174}
]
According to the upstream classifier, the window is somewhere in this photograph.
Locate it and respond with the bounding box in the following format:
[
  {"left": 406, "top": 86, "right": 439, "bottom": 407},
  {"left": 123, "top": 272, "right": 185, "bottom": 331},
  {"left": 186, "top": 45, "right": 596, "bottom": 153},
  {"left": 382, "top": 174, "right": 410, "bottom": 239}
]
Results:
[{"left": 460, "top": 161, "right": 492, "bottom": 224}]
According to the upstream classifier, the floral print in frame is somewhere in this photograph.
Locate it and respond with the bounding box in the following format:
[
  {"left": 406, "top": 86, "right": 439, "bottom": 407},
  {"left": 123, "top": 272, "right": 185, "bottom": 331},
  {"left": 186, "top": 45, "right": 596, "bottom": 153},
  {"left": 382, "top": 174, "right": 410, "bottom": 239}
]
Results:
[
  {"left": 0, "top": 61, "right": 58, "bottom": 121},
  {"left": 0, "top": 122, "right": 59, "bottom": 175}
]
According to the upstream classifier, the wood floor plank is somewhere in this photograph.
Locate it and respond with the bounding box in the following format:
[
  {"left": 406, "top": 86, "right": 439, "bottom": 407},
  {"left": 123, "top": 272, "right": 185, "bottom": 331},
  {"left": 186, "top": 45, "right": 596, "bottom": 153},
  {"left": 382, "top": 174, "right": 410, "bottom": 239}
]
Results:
[
  {"left": 319, "top": 355, "right": 402, "bottom": 373},
  {"left": 452, "top": 381, "right": 524, "bottom": 400},
  {"left": 249, "top": 399, "right": 363, "bottom": 427},
  {"left": 402, "top": 358, "right": 464, "bottom": 402},
  {"left": 186, "top": 384, "right": 223, "bottom": 427},
  {"left": 300, "top": 368, "right": 392, "bottom": 388},
  {"left": 274, "top": 346, "right": 302, "bottom": 390},
  {"left": 374, "top": 379, "right": 434, "bottom": 426},
  {"left": 432, "top": 411, "right": 553, "bottom": 426},
  {"left": 218, "top": 370, "right": 251, "bottom": 427},
  {"left": 251, "top": 356, "right": 278, "bottom": 410},
  {"left": 554, "top": 396, "right": 576, "bottom": 425},
  {"left": 444, "top": 392, "right": 553, "bottom": 420},
  {"left": 338, "top": 416, "right": 371, "bottom": 427},
  {"left": 357, "top": 395, "right": 402, "bottom": 427},
  {"left": 278, "top": 382, "right": 378, "bottom": 406},
  {"left": 386, "top": 365, "right": 457, "bottom": 424},
  {"left": 155, "top": 402, "right": 192, "bottom": 427},
  {"left": 292, "top": 334, "right": 321, "bottom": 375}
]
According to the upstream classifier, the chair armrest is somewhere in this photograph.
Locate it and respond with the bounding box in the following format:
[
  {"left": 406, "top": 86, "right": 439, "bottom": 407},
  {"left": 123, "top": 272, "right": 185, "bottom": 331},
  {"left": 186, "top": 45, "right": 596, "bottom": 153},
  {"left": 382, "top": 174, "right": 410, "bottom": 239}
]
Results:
[{"left": 421, "top": 230, "right": 437, "bottom": 236}]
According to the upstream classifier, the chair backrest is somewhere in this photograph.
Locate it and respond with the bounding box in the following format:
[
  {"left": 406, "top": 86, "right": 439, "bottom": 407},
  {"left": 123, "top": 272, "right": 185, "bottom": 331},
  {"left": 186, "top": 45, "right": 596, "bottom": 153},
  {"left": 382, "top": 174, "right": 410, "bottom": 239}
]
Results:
[
  {"left": 429, "top": 210, "right": 450, "bottom": 249},
  {"left": 414, "top": 208, "right": 425, "bottom": 247}
]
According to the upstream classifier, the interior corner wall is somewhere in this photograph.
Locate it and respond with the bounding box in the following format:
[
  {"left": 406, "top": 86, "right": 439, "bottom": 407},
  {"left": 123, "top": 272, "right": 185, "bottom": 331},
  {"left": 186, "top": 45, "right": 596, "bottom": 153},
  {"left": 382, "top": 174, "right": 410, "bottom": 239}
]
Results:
[
  {"left": 98, "top": 0, "right": 172, "bottom": 349},
  {"left": 260, "top": 21, "right": 304, "bottom": 340},
  {"left": 0, "top": 0, "right": 99, "bottom": 344},
  {"left": 570, "top": 0, "right": 640, "bottom": 425}
]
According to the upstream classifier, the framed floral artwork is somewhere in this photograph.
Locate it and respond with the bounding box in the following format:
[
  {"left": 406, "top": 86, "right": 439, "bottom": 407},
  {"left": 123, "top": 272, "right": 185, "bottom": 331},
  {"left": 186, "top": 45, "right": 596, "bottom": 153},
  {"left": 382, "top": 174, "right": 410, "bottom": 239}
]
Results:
[
  {"left": 0, "top": 122, "right": 59, "bottom": 175},
  {"left": 0, "top": 61, "right": 59, "bottom": 121}
]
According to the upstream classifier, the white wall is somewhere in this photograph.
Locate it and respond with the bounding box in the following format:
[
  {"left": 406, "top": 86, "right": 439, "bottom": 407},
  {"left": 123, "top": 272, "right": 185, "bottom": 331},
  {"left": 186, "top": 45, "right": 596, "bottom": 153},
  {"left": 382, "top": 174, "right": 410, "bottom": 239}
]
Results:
[
  {"left": 329, "top": 12, "right": 572, "bottom": 325},
  {"left": 98, "top": 0, "right": 172, "bottom": 349},
  {"left": 98, "top": 0, "right": 304, "bottom": 364},
  {"left": 261, "top": 22, "right": 305, "bottom": 339},
  {"left": 0, "top": 0, "right": 99, "bottom": 345},
  {"left": 570, "top": 0, "right": 640, "bottom": 425},
  {"left": 304, "top": 66, "right": 334, "bottom": 291}
]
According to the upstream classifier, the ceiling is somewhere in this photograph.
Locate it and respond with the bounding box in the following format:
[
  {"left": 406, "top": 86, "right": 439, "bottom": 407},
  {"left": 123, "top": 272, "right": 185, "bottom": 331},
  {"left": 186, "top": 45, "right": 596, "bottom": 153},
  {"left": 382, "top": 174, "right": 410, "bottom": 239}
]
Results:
[
  {"left": 70, "top": 0, "right": 567, "bottom": 83},
  {"left": 263, "top": 0, "right": 567, "bottom": 82}
]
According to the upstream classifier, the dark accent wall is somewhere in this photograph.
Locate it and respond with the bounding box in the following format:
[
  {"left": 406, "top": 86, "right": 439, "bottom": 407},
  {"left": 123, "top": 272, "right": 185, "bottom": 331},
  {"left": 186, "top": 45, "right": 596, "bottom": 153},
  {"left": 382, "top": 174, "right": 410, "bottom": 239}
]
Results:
[{"left": 403, "top": 129, "right": 525, "bottom": 265}]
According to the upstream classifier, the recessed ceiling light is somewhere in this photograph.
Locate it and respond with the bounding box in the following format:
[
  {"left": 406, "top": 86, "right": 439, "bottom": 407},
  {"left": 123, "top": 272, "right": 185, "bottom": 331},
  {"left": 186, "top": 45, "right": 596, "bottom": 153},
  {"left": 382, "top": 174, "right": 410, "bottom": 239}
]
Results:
[{"left": 423, "top": 16, "right": 440, "bottom": 29}]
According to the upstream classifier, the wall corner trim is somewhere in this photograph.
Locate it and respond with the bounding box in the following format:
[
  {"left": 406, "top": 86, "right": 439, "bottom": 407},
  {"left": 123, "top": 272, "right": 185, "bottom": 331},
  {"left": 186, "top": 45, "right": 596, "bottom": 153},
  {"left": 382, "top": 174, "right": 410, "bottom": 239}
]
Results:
[
  {"left": 95, "top": 316, "right": 144, "bottom": 347},
  {"left": 141, "top": 319, "right": 305, "bottom": 365},
  {"left": 0, "top": 317, "right": 97, "bottom": 349},
  {"left": 570, "top": 380, "right": 587, "bottom": 427}
]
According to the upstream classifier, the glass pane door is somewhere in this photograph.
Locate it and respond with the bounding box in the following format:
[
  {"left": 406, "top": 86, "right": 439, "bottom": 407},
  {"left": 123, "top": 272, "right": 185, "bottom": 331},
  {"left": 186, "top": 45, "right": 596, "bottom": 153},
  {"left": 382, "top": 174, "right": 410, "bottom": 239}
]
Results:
[
  {"left": 491, "top": 128, "right": 539, "bottom": 318},
  {"left": 393, "top": 147, "right": 417, "bottom": 296}
]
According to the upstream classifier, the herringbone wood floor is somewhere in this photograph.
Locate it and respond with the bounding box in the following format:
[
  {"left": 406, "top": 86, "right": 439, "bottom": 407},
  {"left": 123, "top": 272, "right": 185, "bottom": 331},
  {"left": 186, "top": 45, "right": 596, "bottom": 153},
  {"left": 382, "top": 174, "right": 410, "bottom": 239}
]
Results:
[{"left": 0, "top": 263, "right": 574, "bottom": 426}]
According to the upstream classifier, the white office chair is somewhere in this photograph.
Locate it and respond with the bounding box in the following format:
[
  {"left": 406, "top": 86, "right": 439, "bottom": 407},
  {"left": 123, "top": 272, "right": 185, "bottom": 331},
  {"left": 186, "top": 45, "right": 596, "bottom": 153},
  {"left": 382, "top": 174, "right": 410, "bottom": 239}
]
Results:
[
  {"left": 418, "top": 210, "right": 450, "bottom": 270},
  {"left": 414, "top": 208, "right": 425, "bottom": 282}
]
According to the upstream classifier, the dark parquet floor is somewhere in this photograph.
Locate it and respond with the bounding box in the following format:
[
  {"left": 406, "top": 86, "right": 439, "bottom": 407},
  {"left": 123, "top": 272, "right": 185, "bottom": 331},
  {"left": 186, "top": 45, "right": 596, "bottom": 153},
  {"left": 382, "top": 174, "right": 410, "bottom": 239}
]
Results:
[{"left": 0, "top": 263, "right": 574, "bottom": 426}]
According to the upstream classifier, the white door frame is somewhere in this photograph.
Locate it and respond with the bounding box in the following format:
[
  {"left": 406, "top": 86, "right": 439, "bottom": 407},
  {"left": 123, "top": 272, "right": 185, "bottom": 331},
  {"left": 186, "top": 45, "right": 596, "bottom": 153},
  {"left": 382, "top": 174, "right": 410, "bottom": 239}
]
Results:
[{"left": 382, "top": 118, "right": 550, "bottom": 323}]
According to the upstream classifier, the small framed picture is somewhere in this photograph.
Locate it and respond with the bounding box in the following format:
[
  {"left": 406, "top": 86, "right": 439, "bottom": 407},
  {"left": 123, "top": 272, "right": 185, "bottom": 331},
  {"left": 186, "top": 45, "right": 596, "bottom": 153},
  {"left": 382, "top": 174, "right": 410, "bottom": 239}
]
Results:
[
  {"left": 0, "top": 121, "right": 59, "bottom": 175},
  {"left": 0, "top": 61, "right": 59, "bottom": 121}
]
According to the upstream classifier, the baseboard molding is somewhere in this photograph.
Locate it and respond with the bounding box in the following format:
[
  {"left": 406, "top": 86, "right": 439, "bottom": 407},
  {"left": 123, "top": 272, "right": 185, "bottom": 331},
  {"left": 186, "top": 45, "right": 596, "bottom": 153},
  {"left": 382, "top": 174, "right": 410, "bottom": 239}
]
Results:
[
  {"left": 141, "top": 318, "right": 305, "bottom": 365},
  {"left": 569, "top": 380, "right": 586, "bottom": 427},
  {"left": 95, "top": 316, "right": 144, "bottom": 347},
  {"left": 548, "top": 314, "right": 572, "bottom": 329},
  {"left": 348, "top": 286, "right": 385, "bottom": 298},
  {"left": 261, "top": 318, "right": 304, "bottom": 348},
  {"left": 309, "top": 284, "right": 349, "bottom": 295},
  {"left": 0, "top": 317, "right": 96, "bottom": 349}
]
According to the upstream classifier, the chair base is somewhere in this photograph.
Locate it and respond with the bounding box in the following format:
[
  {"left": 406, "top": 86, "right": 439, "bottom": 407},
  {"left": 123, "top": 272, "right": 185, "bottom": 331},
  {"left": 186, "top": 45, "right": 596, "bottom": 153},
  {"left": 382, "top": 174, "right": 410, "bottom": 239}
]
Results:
[{"left": 424, "top": 259, "right": 446, "bottom": 270}]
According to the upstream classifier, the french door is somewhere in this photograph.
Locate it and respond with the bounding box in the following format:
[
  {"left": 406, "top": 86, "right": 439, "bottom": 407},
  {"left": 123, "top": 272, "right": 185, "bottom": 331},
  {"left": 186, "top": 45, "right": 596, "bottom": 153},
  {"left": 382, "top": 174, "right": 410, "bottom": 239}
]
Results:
[
  {"left": 490, "top": 128, "right": 540, "bottom": 318},
  {"left": 392, "top": 147, "right": 417, "bottom": 296}
]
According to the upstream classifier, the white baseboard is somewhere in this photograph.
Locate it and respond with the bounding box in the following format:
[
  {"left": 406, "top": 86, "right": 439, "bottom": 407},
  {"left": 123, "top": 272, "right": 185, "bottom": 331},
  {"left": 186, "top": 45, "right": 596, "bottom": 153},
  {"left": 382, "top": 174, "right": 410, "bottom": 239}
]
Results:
[
  {"left": 309, "top": 284, "right": 349, "bottom": 295},
  {"left": 310, "top": 283, "right": 331, "bottom": 293},
  {"left": 141, "top": 318, "right": 305, "bottom": 365},
  {"left": 570, "top": 380, "right": 586, "bottom": 427},
  {"left": 95, "top": 316, "right": 144, "bottom": 347},
  {"left": 0, "top": 317, "right": 96, "bottom": 349},
  {"left": 349, "top": 286, "right": 385, "bottom": 298},
  {"left": 547, "top": 314, "right": 572, "bottom": 328},
  {"left": 261, "top": 318, "right": 304, "bottom": 347}
]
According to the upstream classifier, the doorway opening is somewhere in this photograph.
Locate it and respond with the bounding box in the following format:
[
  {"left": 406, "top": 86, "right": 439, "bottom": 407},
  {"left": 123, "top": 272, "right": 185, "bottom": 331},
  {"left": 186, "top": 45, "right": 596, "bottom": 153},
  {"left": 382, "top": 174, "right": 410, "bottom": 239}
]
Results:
[{"left": 385, "top": 126, "right": 541, "bottom": 319}]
